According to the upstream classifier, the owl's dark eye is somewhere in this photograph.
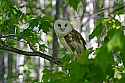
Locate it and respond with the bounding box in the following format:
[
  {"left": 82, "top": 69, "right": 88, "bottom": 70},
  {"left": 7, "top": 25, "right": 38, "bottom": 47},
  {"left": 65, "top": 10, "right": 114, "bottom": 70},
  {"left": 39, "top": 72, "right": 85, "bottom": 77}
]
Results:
[
  {"left": 58, "top": 24, "right": 61, "bottom": 27},
  {"left": 65, "top": 24, "right": 67, "bottom": 27}
]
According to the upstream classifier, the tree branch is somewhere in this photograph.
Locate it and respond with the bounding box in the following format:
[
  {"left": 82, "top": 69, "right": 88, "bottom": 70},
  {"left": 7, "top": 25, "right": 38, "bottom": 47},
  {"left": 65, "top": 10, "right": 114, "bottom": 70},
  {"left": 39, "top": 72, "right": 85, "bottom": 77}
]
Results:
[
  {"left": 0, "top": 45, "right": 61, "bottom": 65},
  {"left": 73, "top": 5, "right": 125, "bottom": 19},
  {"left": 0, "top": 34, "right": 15, "bottom": 38}
]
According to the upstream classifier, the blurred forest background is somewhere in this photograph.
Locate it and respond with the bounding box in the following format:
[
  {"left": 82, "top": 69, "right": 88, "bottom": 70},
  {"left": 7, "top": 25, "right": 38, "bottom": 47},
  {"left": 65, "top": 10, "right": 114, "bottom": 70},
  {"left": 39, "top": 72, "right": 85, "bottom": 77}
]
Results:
[{"left": 1, "top": 0, "right": 125, "bottom": 83}]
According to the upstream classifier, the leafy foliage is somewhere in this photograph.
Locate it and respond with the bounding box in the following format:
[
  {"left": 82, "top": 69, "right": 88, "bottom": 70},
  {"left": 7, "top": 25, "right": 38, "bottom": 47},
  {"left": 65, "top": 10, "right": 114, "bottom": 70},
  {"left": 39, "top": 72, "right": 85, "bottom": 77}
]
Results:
[
  {"left": 66, "top": 0, "right": 81, "bottom": 11},
  {"left": 41, "top": 17, "right": 125, "bottom": 82},
  {"left": 0, "top": 0, "right": 125, "bottom": 83}
]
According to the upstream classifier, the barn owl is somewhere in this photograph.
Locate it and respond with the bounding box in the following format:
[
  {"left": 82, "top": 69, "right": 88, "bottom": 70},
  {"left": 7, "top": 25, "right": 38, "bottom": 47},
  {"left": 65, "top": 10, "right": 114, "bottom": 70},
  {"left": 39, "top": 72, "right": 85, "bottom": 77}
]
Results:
[{"left": 54, "top": 19, "right": 86, "bottom": 59}]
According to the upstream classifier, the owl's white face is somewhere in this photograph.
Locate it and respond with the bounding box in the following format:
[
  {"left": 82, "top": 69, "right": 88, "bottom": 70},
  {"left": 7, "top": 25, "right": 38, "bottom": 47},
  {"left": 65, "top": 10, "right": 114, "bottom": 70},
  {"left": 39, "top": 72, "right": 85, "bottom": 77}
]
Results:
[{"left": 54, "top": 20, "right": 73, "bottom": 36}]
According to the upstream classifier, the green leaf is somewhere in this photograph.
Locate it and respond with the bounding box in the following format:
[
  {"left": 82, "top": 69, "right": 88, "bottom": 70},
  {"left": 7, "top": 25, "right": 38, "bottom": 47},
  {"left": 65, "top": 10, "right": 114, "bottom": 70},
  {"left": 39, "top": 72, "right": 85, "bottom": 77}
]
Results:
[
  {"left": 115, "top": 1, "right": 125, "bottom": 14},
  {"left": 28, "top": 18, "right": 39, "bottom": 29},
  {"left": 39, "top": 44, "right": 48, "bottom": 52},
  {"left": 6, "top": 39, "right": 17, "bottom": 47},
  {"left": 67, "top": 0, "right": 81, "bottom": 11},
  {"left": 97, "top": 0, "right": 104, "bottom": 9},
  {"left": 42, "top": 69, "right": 52, "bottom": 83},
  {"left": 42, "top": 68, "right": 68, "bottom": 83},
  {"left": 95, "top": 45, "right": 113, "bottom": 78},
  {"left": 17, "top": 29, "right": 38, "bottom": 44},
  {"left": 70, "top": 62, "right": 88, "bottom": 83},
  {"left": 39, "top": 16, "right": 52, "bottom": 33},
  {"left": 89, "top": 19, "right": 104, "bottom": 39},
  {"left": 87, "top": 62, "right": 104, "bottom": 82},
  {"left": 107, "top": 30, "right": 125, "bottom": 52}
]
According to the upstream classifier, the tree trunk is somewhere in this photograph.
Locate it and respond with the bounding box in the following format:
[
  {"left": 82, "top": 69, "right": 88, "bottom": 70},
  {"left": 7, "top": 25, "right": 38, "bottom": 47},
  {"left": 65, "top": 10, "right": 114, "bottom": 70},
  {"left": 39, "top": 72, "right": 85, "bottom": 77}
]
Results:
[
  {"left": 0, "top": 53, "right": 5, "bottom": 83},
  {"left": 52, "top": 0, "right": 60, "bottom": 59},
  {"left": 7, "top": 52, "right": 13, "bottom": 83}
]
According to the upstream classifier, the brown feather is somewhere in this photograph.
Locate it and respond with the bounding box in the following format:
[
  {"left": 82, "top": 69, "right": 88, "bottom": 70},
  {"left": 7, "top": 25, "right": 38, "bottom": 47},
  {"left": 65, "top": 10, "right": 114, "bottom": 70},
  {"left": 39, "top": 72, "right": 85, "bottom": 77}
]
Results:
[{"left": 64, "top": 29, "right": 86, "bottom": 56}]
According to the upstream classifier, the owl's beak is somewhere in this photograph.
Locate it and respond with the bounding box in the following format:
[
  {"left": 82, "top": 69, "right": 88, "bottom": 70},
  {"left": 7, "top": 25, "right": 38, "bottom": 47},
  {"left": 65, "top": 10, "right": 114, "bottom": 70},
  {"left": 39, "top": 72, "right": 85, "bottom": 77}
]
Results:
[{"left": 60, "top": 28, "right": 65, "bottom": 31}]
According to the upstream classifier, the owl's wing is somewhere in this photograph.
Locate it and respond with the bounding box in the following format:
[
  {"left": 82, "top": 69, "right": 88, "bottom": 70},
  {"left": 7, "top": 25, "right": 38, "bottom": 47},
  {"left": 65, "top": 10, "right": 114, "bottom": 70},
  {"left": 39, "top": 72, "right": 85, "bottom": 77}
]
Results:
[
  {"left": 73, "top": 29, "right": 86, "bottom": 49},
  {"left": 64, "top": 29, "right": 86, "bottom": 56},
  {"left": 59, "top": 37, "right": 73, "bottom": 53}
]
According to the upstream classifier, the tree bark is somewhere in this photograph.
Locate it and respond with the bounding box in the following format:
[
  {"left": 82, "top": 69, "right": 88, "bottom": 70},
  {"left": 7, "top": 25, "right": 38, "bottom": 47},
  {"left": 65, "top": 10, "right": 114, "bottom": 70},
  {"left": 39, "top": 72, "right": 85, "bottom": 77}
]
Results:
[
  {"left": 0, "top": 54, "right": 5, "bottom": 83},
  {"left": 52, "top": 0, "right": 60, "bottom": 58},
  {"left": 7, "top": 52, "right": 13, "bottom": 83}
]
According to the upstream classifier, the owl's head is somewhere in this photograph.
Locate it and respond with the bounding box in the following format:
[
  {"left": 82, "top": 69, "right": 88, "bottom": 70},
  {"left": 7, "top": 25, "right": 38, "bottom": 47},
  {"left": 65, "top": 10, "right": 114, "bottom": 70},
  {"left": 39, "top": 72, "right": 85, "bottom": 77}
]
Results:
[{"left": 54, "top": 19, "right": 73, "bottom": 36}]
